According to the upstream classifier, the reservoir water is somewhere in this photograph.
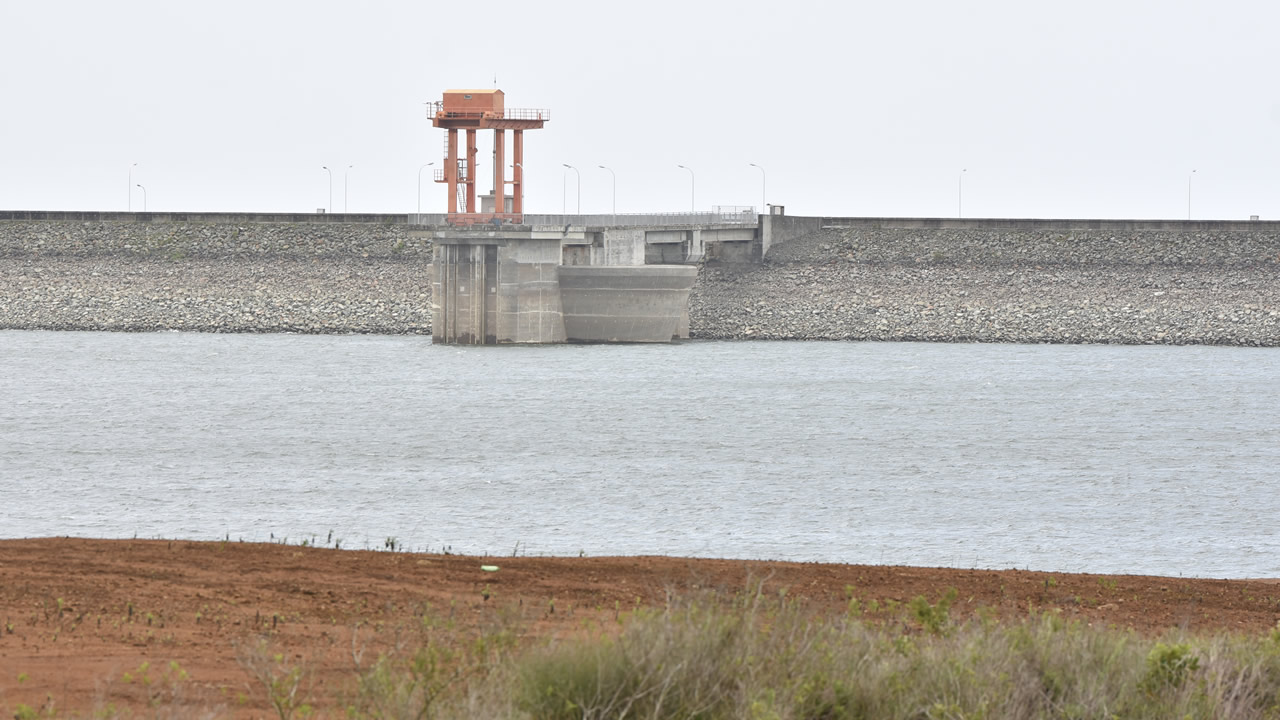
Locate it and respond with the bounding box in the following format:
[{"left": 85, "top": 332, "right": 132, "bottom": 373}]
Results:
[{"left": 2, "top": 330, "right": 1278, "bottom": 578}]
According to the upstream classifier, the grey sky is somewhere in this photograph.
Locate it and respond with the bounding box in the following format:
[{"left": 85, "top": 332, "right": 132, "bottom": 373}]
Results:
[{"left": 2, "top": 0, "right": 1277, "bottom": 219}]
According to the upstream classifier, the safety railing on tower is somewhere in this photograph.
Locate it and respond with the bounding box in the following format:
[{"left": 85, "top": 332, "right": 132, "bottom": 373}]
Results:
[{"left": 426, "top": 102, "right": 551, "bottom": 122}]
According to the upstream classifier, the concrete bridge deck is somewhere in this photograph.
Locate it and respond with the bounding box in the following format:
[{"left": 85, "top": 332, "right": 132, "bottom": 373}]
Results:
[{"left": 410, "top": 210, "right": 762, "bottom": 266}]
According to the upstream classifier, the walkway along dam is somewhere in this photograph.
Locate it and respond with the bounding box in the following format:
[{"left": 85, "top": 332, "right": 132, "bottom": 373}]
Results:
[{"left": 1, "top": 210, "right": 1278, "bottom": 346}]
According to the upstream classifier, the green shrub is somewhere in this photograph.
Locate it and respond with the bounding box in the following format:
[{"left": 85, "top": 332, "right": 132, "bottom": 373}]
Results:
[
  {"left": 1142, "top": 641, "right": 1201, "bottom": 694},
  {"left": 909, "top": 588, "right": 957, "bottom": 636}
]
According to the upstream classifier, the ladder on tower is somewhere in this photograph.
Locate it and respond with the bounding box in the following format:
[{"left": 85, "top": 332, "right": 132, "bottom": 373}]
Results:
[{"left": 455, "top": 157, "right": 469, "bottom": 212}]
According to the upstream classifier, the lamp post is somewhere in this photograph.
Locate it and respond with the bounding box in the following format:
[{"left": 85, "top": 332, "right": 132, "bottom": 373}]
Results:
[
  {"left": 417, "top": 162, "right": 434, "bottom": 214},
  {"left": 321, "top": 166, "right": 332, "bottom": 213},
  {"left": 128, "top": 162, "right": 138, "bottom": 212},
  {"left": 677, "top": 164, "right": 695, "bottom": 213},
  {"left": 562, "top": 163, "right": 580, "bottom": 215},
  {"left": 958, "top": 168, "right": 967, "bottom": 218},
  {"left": 344, "top": 164, "right": 354, "bottom": 213},
  {"left": 598, "top": 165, "right": 616, "bottom": 225},
  {"left": 1187, "top": 169, "right": 1196, "bottom": 220},
  {"left": 748, "top": 163, "right": 766, "bottom": 215},
  {"left": 135, "top": 184, "right": 147, "bottom": 212}
]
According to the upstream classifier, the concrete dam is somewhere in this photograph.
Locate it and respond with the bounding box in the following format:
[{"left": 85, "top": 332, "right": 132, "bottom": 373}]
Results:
[
  {"left": 416, "top": 212, "right": 756, "bottom": 343},
  {"left": 2, "top": 211, "right": 1279, "bottom": 346}
]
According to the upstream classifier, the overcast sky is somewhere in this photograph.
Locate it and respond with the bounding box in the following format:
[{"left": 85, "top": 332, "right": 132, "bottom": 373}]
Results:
[{"left": 2, "top": 0, "right": 1277, "bottom": 219}]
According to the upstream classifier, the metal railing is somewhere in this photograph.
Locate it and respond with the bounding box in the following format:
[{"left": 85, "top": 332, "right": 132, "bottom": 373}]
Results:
[
  {"left": 408, "top": 209, "right": 758, "bottom": 228},
  {"left": 499, "top": 108, "right": 550, "bottom": 121},
  {"left": 426, "top": 102, "right": 550, "bottom": 121}
]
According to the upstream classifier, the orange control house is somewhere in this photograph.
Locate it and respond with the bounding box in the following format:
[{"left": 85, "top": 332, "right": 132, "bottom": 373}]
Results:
[{"left": 429, "top": 89, "right": 549, "bottom": 225}]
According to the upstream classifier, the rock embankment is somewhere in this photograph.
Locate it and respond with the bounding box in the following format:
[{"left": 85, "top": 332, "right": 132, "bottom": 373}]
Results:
[
  {"left": 691, "top": 227, "right": 1280, "bottom": 345},
  {"left": 6, "top": 218, "right": 1280, "bottom": 345},
  {"left": 0, "top": 220, "right": 434, "bottom": 334}
]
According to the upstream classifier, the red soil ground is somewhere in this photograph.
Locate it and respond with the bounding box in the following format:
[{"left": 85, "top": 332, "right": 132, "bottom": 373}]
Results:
[{"left": 1, "top": 538, "right": 1277, "bottom": 717}]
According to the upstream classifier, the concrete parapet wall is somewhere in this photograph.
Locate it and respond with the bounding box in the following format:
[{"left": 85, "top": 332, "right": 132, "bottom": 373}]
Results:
[
  {"left": 820, "top": 216, "right": 1280, "bottom": 232},
  {"left": 1, "top": 211, "right": 409, "bottom": 224},
  {"left": 761, "top": 214, "right": 822, "bottom": 257}
]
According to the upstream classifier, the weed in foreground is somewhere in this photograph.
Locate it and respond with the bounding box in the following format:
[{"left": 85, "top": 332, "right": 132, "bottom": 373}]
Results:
[
  {"left": 344, "top": 605, "right": 522, "bottom": 720},
  {"left": 494, "top": 588, "right": 1280, "bottom": 720},
  {"left": 235, "top": 637, "right": 313, "bottom": 720}
]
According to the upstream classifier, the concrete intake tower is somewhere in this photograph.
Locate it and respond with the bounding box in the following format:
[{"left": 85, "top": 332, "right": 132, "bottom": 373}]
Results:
[{"left": 420, "top": 88, "right": 701, "bottom": 345}]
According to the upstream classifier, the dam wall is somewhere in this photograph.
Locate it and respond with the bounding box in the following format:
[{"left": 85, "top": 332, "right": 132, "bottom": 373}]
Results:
[
  {"left": 0, "top": 212, "right": 433, "bottom": 334},
  {"left": 3, "top": 212, "right": 1279, "bottom": 345},
  {"left": 693, "top": 218, "right": 1280, "bottom": 345}
]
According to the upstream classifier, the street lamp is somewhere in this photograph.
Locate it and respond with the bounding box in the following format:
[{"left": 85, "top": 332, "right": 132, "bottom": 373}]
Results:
[
  {"left": 958, "top": 168, "right": 967, "bottom": 218},
  {"left": 417, "top": 162, "right": 435, "bottom": 214},
  {"left": 677, "top": 164, "right": 695, "bottom": 213},
  {"left": 562, "top": 163, "right": 580, "bottom": 215},
  {"left": 135, "top": 184, "right": 147, "bottom": 212},
  {"left": 598, "top": 165, "right": 616, "bottom": 225},
  {"left": 748, "top": 163, "right": 766, "bottom": 215},
  {"left": 128, "top": 162, "right": 138, "bottom": 212},
  {"left": 1187, "top": 169, "right": 1197, "bottom": 220},
  {"left": 344, "top": 164, "right": 354, "bottom": 213},
  {"left": 321, "top": 166, "right": 332, "bottom": 213}
]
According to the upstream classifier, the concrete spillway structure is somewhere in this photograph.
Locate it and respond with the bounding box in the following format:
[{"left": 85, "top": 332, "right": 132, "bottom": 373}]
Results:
[{"left": 429, "top": 226, "right": 698, "bottom": 344}]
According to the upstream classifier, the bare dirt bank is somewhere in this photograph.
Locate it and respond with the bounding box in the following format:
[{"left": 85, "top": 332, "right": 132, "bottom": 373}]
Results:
[{"left": 1, "top": 538, "right": 1277, "bottom": 717}]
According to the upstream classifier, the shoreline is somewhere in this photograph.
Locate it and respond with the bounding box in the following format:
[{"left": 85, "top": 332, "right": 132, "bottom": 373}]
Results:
[{"left": 4, "top": 533, "right": 1280, "bottom": 582}]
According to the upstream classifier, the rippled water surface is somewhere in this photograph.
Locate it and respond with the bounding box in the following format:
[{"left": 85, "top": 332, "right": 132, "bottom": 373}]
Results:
[{"left": 3, "top": 330, "right": 1278, "bottom": 577}]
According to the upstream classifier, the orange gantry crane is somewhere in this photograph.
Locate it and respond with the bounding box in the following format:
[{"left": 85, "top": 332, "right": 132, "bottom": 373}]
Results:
[{"left": 429, "top": 89, "right": 549, "bottom": 225}]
